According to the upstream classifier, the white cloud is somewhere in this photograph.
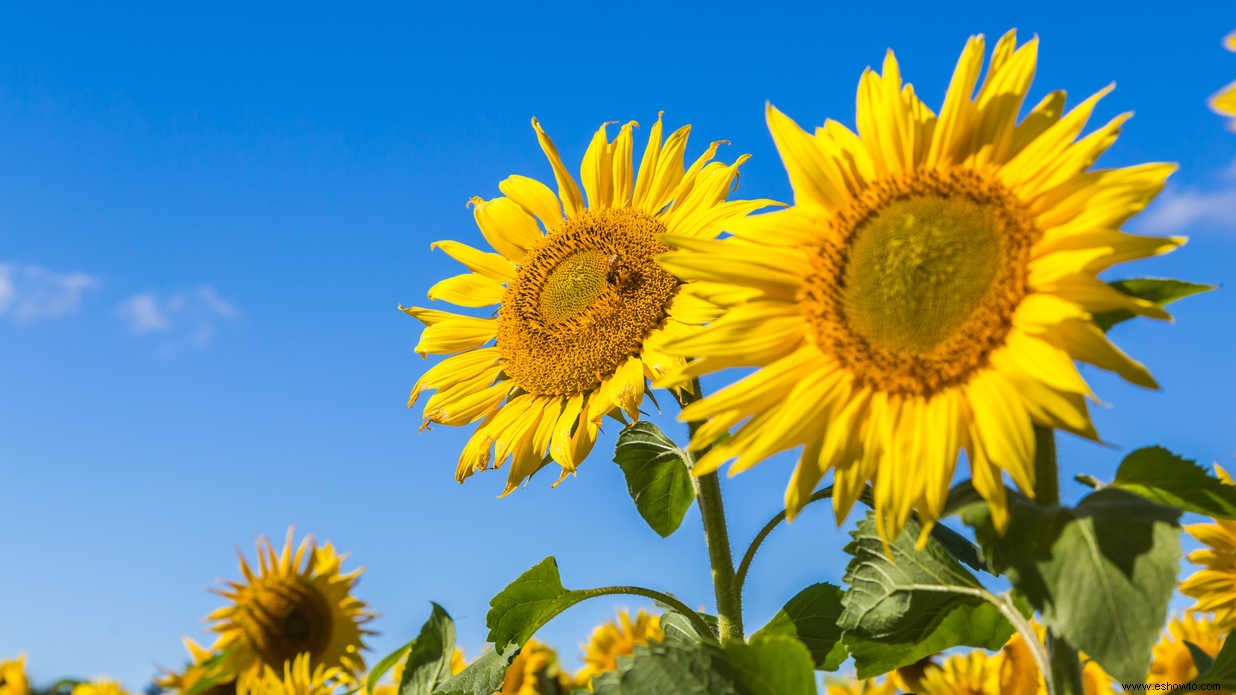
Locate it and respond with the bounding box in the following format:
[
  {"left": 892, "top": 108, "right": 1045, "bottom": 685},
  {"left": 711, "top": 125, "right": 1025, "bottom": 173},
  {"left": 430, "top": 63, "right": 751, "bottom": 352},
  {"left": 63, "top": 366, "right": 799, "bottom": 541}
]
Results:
[
  {"left": 1136, "top": 160, "right": 1236, "bottom": 235},
  {"left": 117, "top": 285, "right": 239, "bottom": 351},
  {"left": 0, "top": 263, "right": 99, "bottom": 321}
]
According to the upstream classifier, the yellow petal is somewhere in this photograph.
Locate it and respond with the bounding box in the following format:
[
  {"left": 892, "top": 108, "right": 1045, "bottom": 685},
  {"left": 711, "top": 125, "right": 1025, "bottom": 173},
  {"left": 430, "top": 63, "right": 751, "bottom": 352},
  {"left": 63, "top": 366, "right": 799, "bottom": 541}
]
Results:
[
  {"left": 410, "top": 348, "right": 502, "bottom": 406},
  {"left": 632, "top": 112, "right": 665, "bottom": 208},
  {"left": 427, "top": 273, "right": 506, "bottom": 307},
  {"left": 499, "top": 175, "right": 564, "bottom": 231},
  {"left": 430, "top": 240, "right": 516, "bottom": 282},
  {"left": 611, "top": 120, "right": 637, "bottom": 208},
  {"left": 581, "top": 121, "right": 615, "bottom": 210},
  {"left": 531, "top": 117, "right": 585, "bottom": 218},
  {"left": 470, "top": 196, "right": 544, "bottom": 261},
  {"left": 766, "top": 103, "right": 850, "bottom": 209},
  {"left": 966, "top": 370, "right": 1034, "bottom": 494},
  {"left": 414, "top": 317, "right": 497, "bottom": 356}
]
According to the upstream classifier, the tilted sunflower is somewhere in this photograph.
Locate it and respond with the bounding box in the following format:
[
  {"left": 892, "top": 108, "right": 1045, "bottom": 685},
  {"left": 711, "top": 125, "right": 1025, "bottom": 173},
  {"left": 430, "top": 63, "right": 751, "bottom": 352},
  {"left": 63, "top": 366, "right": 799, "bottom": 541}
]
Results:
[
  {"left": 1214, "top": 31, "right": 1236, "bottom": 127},
  {"left": 574, "top": 609, "right": 663, "bottom": 686},
  {"left": 157, "top": 638, "right": 235, "bottom": 695},
  {"left": 403, "top": 114, "right": 770, "bottom": 492},
  {"left": 1001, "top": 627, "right": 1116, "bottom": 695},
  {"left": 239, "top": 654, "right": 343, "bottom": 695},
  {"left": 658, "top": 30, "right": 1183, "bottom": 540},
  {"left": 497, "top": 640, "right": 571, "bottom": 695},
  {"left": 1182, "top": 468, "right": 1236, "bottom": 631},
  {"left": 1146, "top": 613, "right": 1226, "bottom": 687},
  {"left": 208, "top": 529, "right": 375, "bottom": 687},
  {"left": 0, "top": 655, "right": 28, "bottom": 695}
]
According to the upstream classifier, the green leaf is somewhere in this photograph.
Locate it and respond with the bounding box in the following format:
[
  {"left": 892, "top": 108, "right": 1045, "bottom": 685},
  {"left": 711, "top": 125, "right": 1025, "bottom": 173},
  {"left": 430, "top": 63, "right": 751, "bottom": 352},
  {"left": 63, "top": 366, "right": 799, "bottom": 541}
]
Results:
[
  {"left": 660, "top": 610, "right": 718, "bottom": 644},
  {"left": 433, "top": 644, "right": 521, "bottom": 695},
  {"left": 962, "top": 488, "right": 1181, "bottom": 682},
  {"left": 724, "top": 635, "right": 817, "bottom": 695},
  {"left": 589, "top": 641, "right": 740, "bottom": 695},
  {"left": 613, "top": 422, "right": 697, "bottom": 537},
  {"left": 367, "top": 640, "right": 414, "bottom": 695},
  {"left": 400, "top": 603, "right": 458, "bottom": 695},
  {"left": 752, "top": 583, "right": 846, "bottom": 670},
  {"left": 1111, "top": 446, "right": 1236, "bottom": 519},
  {"left": 1193, "top": 635, "right": 1236, "bottom": 688},
  {"left": 1093, "top": 278, "right": 1213, "bottom": 332},
  {"left": 486, "top": 557, "right": 590, "bottom": 653},
  {"left": 839, "top": 513, "right": 1013, "bottom": 678}
]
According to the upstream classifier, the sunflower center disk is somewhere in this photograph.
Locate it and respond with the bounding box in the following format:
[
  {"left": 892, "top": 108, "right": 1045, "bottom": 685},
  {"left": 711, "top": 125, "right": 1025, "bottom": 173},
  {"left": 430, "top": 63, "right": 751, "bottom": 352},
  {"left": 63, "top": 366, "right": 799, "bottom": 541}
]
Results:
[
  {"left": 499, "top": 208, "right": 677, "bottom": 397},
  {"left": 241, "top": 577, "right": 335, "bottom": 666},
  {"left": 805, "top": 170, "right": 1037, "bottom": 396},
  {"left": 844, "top": 195, "right": 1001, "bottom": 352}
]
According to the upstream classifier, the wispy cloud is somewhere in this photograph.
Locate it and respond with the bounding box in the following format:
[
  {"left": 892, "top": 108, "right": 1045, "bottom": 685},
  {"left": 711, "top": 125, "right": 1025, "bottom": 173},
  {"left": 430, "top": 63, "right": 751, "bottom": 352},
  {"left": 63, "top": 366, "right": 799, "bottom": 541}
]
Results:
[
  {"left": 1137, "top": 160, "right": 1236, "bottom": 235},
  {"left": 117, "top": 285, "right": 239, "bottom": 351},
  {"left": 0, "top": 263, "right": 99, "bottom": 321}
]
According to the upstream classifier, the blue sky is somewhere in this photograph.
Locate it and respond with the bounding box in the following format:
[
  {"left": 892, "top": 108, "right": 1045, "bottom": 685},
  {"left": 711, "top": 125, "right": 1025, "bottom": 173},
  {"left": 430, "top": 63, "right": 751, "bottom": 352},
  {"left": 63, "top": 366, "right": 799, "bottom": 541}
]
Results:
[{"left": 1, "top": 0, "right": 1234, "bottom": 687}]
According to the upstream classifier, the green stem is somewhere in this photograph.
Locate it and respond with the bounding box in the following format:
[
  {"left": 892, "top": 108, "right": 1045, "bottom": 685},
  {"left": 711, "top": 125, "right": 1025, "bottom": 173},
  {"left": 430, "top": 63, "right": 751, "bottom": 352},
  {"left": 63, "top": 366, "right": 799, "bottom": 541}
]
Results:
[
  {"left": 581, "top": 585, "right": 714, "bottom": 639},
  {"left": 692, "top": 470, "right": 744, "bottom": 642},
  {"left": 1033, "top": 425, "right": 1082, "bottom": 695},
  {"left": 680, "top": 379, "right": 743, "bottom": 643},
  {"left": 735, "top": 487, "right": 834, "bottom": 594}
]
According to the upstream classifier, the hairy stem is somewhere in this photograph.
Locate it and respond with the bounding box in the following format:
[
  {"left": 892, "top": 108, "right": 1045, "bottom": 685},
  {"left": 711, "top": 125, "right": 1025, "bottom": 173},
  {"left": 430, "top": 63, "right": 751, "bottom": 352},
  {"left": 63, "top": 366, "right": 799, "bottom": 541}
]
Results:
[
  {"left": 680, "top": 379, "right": 743, "bottom": 642},
  {"left": 581, "top": 585, "right": 715, "bottom": 639},
  {"left": 1033, "top": 425, "right": 1082, "bottom": 695}
]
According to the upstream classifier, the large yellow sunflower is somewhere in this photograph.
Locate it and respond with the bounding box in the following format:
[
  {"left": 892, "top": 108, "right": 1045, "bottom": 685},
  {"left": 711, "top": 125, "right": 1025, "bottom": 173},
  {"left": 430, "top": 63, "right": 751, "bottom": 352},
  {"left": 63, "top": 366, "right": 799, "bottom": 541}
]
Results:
[
  {"left": 403, "top": 114, "right": 770, "bottom": 492},
  {"left": 1214, "top": 31, "right": 1236, "bottom": 126},
  {"left": 208, "top": 529, "right": 375, "bottom": 687},
  {"left": 239, "top": 654, "right": 342, "bottom": 695},
  {"left": 574, "top": 609, "right": 663, "bottom": 686},
  {"left": 0, "top": 655, "right": 28, "bottom": 695},
  {"left": 1146, "top": 613, "right": 1226, "bottom": 687},
  {"left": 497, "top": 640, "right": 570, "bottom": 695},
  {"left": 157, "top": 638, "right": 235, "bottom": 695},
  {"left": 659, "top": 30, "right": 1182, "bottom": 540}
]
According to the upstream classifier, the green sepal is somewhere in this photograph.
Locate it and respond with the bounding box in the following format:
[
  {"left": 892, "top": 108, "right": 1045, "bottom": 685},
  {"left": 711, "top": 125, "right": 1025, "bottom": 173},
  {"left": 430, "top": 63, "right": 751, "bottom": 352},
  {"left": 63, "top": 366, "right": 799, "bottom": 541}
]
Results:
[{"left": 1093, "top": 278, "right": 1213, "bottom": 332}]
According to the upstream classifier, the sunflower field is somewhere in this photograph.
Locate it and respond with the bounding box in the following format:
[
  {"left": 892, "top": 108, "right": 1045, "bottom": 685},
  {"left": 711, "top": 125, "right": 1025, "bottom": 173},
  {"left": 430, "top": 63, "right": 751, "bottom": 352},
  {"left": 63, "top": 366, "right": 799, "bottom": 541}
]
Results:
[{"left": 5, "top": 16, "right": 1236, "bottom": 695}]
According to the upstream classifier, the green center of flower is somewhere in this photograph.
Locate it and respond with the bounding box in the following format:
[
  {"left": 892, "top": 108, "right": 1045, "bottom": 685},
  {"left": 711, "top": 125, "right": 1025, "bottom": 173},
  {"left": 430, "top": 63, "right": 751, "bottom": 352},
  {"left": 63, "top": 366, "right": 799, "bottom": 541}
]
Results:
[
  {"left": 539, "top": 250, "right": 612, "bottom": 324},
  {"left": 802, "top": 169, "right": 1038, "bottom": 396},
  {"left": 843, "top": 195, "right": 1002, "bottom": 352}
]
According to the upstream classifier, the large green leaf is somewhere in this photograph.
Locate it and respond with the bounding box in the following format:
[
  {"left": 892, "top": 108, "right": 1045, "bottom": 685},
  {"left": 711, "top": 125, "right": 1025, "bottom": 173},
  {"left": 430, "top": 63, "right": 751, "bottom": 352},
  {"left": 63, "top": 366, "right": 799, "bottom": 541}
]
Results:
[
  {"left": 400, "top": 603, "right": 458, "bottom": 695},
  {"left": 962, "top": 488, "right": 1181, "bottom": 682},
  {"left": 1093, "top": 278, "right": 1213, "bottom": 332},
  {"left": 433, "top": 644, "right": 521, "bottom": 695},
  {"left": 752, "top": 583, "right": 846, "bottom": 670},
  {"left": 589, "top": 641, "right": 740, "bottom": 695},
  {"left": 724, "top": 636, "right": 817, "bottom": 695},
  {"left": 1111, "top": 446, "right": 1236, "bottom": 519},
  {"left": 613, "top": 422, "right": 696, "bottom": 537},
  {"left": 839, "top": 513, "right": 1013, "bottom": 678},
  {"left": 486, "top": 557, "right": 590, "bottom": 653}
]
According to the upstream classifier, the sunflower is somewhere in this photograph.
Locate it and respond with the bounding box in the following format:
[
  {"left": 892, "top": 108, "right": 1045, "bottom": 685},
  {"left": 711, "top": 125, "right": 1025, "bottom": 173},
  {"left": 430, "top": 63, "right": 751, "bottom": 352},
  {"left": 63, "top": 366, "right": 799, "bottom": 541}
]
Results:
[
  {"left": 574, "top": 609, "right": 663, "bottom": 685},
  {"left": 658, "top": 30, "right": 1182, "bottom": 541},
  {"left": 157, "top": 639, "right": 235, "bottom": 695},
  {"left": 208, "top": 529, "right": 375, "bottom": 687},
  {"left": 239, "top": 655, "right": 343, "bottom": 695},
  {"left": 1146, "top": 613, "right": 1226, "bottom": 687},
  {"left": 403, "top": 114, "right": 770, "bottom": 492},
  {"left": 1214, "top": 31, "right": 1236, "bottom": 126},
  {"left": 71, "top": 682, "right": 130, "bottom": 695},
  {"left": 497, "top": 640, "right": 570, "bottom": 695},
  {"left": 0, "top": 655, "right": 28, "bottom": 695}
]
